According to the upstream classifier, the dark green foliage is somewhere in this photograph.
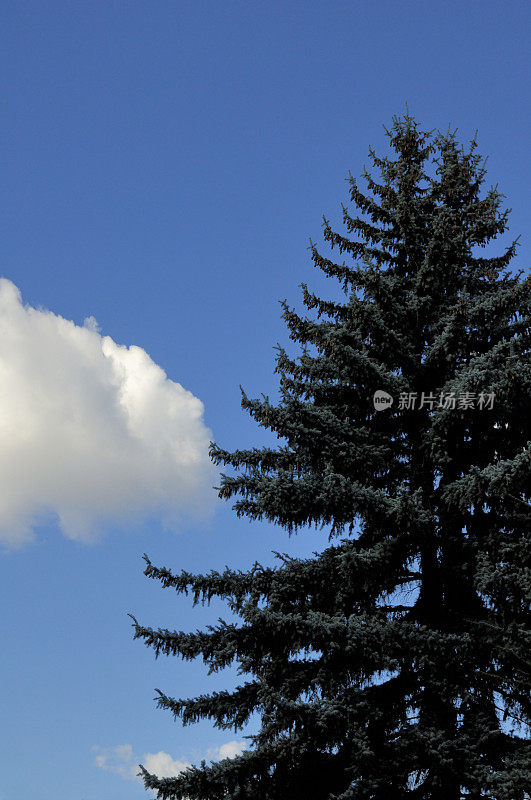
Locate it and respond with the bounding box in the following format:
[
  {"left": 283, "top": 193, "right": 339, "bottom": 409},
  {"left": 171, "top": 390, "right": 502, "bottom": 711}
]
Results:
[{"left": 131, "top": 114, "right": 530, "bottom": 799}]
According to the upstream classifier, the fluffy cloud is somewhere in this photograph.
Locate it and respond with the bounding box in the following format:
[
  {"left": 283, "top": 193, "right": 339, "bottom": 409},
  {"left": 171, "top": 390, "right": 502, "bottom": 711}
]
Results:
[
  {"left": 94, "top": 744, "right": 139, "bottom": 780},
  {"left": 143, "top": 751, "right": 191, "bottom": 779},
  {"left": 93, "top": 741, "right": 245, "bottom": 782},
  {"left": 0, "top": 278, "right": 216, "bottom": 546},
  {"left": 212, "top": 740, "right": 246, "bottom": 760}
]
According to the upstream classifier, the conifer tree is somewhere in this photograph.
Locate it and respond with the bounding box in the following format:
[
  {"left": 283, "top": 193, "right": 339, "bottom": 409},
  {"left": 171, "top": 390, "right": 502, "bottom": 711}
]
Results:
[{"left": 130, "top": 114, "right": 530, "bottom": 799}]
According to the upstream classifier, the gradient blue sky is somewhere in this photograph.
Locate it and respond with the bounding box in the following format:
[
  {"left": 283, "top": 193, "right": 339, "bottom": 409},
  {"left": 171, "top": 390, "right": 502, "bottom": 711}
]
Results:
[{"left": 1, "top": 2, "right": 529, "bottom": 798}]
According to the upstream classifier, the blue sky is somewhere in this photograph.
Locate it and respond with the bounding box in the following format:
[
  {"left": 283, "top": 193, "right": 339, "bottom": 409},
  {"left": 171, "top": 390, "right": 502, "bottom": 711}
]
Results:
[{"left": 0, "top": 2, "right": 529, "bottom": 798}]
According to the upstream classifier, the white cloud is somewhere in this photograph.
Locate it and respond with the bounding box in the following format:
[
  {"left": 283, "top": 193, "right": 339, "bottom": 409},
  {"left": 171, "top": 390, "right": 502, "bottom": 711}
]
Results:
[
  {"left": 92, "top": 740, "right": 245, "bottom": 780},
  {"left": 143, "top": 751, "right": 191, "bottom": 778},
  {"left": 211, "top": 740, "right": 246, "bottom": 760},
  {"left": 0, "top": 278, "right": 216, "bottom": 546},
  {"left": 83, "top": 315, "right": 100, "bottom": 333},
  {"left": 93, "top": 744, "right": 139, "bottom": 780},
  {"left": 93, "top": 744, "right": 189, "bottom": 782},
  {"left": 94, "top": 741, "right": 245, "bottom": 782}
]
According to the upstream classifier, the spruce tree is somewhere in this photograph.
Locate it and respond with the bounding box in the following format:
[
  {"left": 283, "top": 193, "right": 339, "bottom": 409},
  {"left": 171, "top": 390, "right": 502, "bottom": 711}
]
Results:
[{"left": 130, "top": 114, "right": 530, "bottom": 799}]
